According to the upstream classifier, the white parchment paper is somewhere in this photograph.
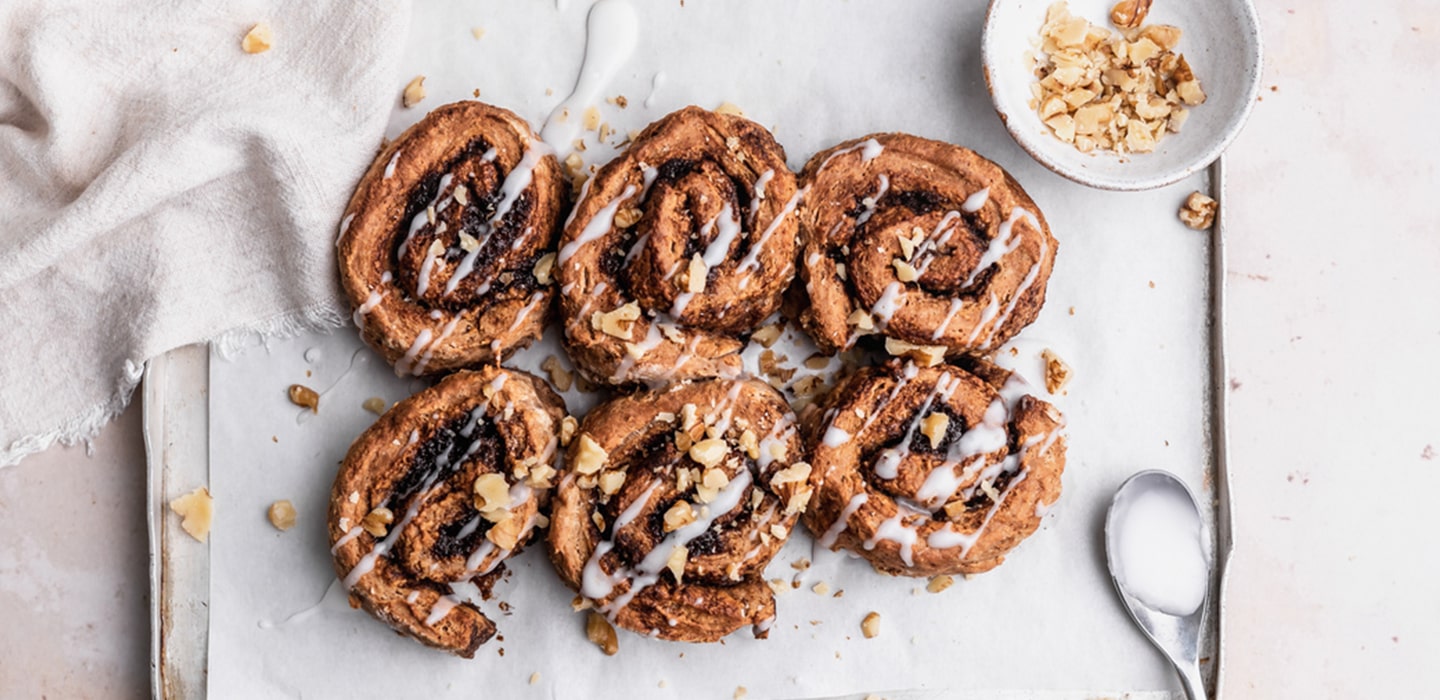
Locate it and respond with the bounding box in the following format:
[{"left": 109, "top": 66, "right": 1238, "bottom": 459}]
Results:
[{"left": 208, "top": 1, "right": 1216, "bottom": 697}]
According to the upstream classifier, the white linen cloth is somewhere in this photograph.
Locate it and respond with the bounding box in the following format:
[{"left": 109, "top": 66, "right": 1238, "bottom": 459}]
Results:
[{"left": 0, "top": 0, "right": 411, "bottom": 466}]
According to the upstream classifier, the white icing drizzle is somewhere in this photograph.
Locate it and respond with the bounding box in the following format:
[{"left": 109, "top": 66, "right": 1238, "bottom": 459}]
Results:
[
  {"left": 962, "top": 187, "right": 990, "bottom": 213},
  {"left": 384, "top": 149, "right": 402, "bottom": 179},
  {"left": 353, "top": 271, "right": 393, "bottom": 329},
  {"left": 873, "top": 372, "right": 960, "bottom": 480},
  {"left": 331, "top": 526, "right": 364, "bottom": 553},
  {"left": 869, "top": 282, "right": 905, "bottom": 329},
  {"left": 425, "top": 596, "right": 460, "bottom": 626},
  {"left": 581, "top": 481, "right": 662, "bottom": 600},
  {"left": 966, "top": 292, "right": 1002, "bottom": 344},
  {"left": 541, "top": 0, "right": 639, "bottom": 154},
  {"left": 911, "top": 211, "right": 963, "bottom": 278},
  {"left": 748, "top": 169, "right": 774, "bottom": 225},
  {"left": 852, "top": 175, "right": 890, "bottom": 229},
  {"left": 643, "top": 71, "right": 666, "bottom": 109},
  {"left": 402, "top": 174, "right": 454, "bottom": 250},
  {"left": 818, "top": 493, "right": 869, "bottom": 549},
  {"left": 735, "top": 187, "right": 805, "bottom": 290},
  {"left": 611, "top": 321, "right": 666, "bottom": 381},
  {"left": 932, "top": 297, "right": 965, "bottom": 340},
  {"left": 446, "top": 143, "right": 550, "bottom": 295},
  {"left": 490, "top": 291, "right": 547, "bottom": 355},
  {"left": 336, "top": 213, "right": 355, "bottom": 247},
  {"left": 567, "top": 280, "right": 608, "bottom": 338},
  {"left": 559, "top": 185, "right": 636, "bottom": 266},
  {"left": 822, "top": 425, "right": 851, "bottom": 448},
  {"left": 864, "top": 507, "right": 922, "bottom": 567},
  {"left": 394, "top": 329, "right": 433, "bottom": 377},
  {"left": 961, "top": 206, "right": 1038, "bottom": 289},
  {"left": 412, "top": 316, "right": 462, "bottom": 376},
  {"left": 978, "top": 233, "right": 1048, "bottom": 349},
  {"left": 817, "top": 138, "right": 884, "bottom": 172}
]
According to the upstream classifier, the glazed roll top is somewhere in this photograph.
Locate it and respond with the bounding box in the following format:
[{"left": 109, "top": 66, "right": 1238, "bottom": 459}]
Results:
[
  {"left": 797, "top": 133, "right": 1057, "bottom": 357},
  {"left": 547, "top": 378, "right": 817, "bottom": 642},
  {"left": 557, "top": 106, "right": 802, "bottom": 386},
  {"left": 329, "top": 367, "right": 567, "bottom": 657},
  {"left": 339, "top": 101, "right": 566, "bottom": 376},
  {"left": 801, "top": 358, "right": 1065, "bottom": 576}
]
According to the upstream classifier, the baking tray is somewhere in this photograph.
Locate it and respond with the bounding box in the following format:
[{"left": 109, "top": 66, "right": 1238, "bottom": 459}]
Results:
[{"left": 144, "top": 2, "right": 1235, "bottom": 696}]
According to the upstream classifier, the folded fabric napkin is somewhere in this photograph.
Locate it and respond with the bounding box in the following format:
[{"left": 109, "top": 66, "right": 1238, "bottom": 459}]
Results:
[{"left": 0, "top": 0, "right": 411, "bottom": 466}]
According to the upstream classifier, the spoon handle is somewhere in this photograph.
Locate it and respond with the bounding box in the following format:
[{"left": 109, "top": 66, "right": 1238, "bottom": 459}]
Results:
[{"left": 1175, "top": 660, "right": 1207, "bottom": 700}]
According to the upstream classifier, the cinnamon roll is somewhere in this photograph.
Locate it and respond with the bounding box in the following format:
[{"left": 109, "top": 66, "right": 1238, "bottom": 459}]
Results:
[
  {"left": 547, "top": 378, "right": 815, "bottom": 642},
  {"left": 338, "top": 101, "right": 566, "bottom": 376},
  {"left": 796, "top": 134, "right": 1057, "bottom": 357},
  {"left": 556, "top": 106, "right": 801, "bottom": 386},
  {"left": 801, "top": 358, "right": 1065, "bottom": 576},
  {"left": 329, "top": 367, "right": 567, "bottom": 657}
]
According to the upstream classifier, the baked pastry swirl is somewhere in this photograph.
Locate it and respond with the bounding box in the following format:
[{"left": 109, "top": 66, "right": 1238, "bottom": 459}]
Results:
[
  {"left": 329, "top": 367, "right": 567, "bottom": 657},
  {"left": 338, "top": 101, "right": 566, "bottom": 376},
  {"left": 556, "top": 106, "right": 801, "bottom": 386},
  {"left": 547, "top": 378, "right": 817, "bottom": 642},
  {"left": 801, "top": 358, "right": 1065, "bottom": 576},
  {"left": 796, "top": 133, "right": 1057, "bottom": 356}
]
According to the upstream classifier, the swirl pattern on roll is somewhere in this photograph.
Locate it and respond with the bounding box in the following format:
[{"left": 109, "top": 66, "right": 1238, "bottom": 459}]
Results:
[
  {"left": 339, "top": 101, "right": 566, "bottom": 376},
  {"left": 547, "top": 378, "right": 816, "bottom": 642},
  {"left": 801, "top": 358, "right": 1065, "bottom": 576},
  {"left": 556, "top": 106, "right": 801, "bottom": 385},
  {"left": 329, "top": 367, "right": 567, "bottom": 657},
  {"left": 796, "top": 133, "right": 1057, "bottom": 356}
]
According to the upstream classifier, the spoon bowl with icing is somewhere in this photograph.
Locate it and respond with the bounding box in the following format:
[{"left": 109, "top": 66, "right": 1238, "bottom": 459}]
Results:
[{"left": 1104, "top": 469, "right": 1212, "bottom": 699}]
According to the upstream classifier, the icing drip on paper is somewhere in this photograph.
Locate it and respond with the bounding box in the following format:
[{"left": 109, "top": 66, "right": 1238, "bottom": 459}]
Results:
[{"left": 541, "top": 0, "right": 639, "bottom": 155}]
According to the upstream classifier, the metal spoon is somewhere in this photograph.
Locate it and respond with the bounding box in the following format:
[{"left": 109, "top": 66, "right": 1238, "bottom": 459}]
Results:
[{"left": 1104, "top": 470, "right": 1211, "bottom": 700}]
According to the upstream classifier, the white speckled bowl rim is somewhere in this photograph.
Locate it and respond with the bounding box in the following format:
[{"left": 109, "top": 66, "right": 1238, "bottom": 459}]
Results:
[{"left": 982, "top": 0, "right": 1262, "bottom": 191}]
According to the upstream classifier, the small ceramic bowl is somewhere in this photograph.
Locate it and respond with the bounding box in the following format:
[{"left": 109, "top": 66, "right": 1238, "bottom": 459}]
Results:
[{"left": 982, "top": 0, "right": 1262, "bottom": 191}]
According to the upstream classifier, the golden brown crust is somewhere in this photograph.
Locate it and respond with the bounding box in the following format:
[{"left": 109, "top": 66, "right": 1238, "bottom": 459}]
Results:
[
  {"left": 800, "top": 359, "right": 1065, "bottom": 576},
  {"left": 546, "top": 379, "right": 815, "bottom": 642},
  {"left": 556, "top": 106, "right": 801, "bottom": 386},
  {"left": 328, "top": 367, "right": 567, "bottom": 657},
  {"left": 796, "top": 133, "right": 1057, "bottom": 356},
  {"left": 338, "top": 101, "right": 566, "bottom": 376}
]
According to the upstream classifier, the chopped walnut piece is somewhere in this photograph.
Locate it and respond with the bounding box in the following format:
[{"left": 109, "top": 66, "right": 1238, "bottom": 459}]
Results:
[
  {"left": 591, "top": 302, "right": 642, "bottom": 340},
  {"left": 665, "top": 545, "right": 689, "bottom": 584},
  {"left": 689, "top": 439, "right": 727, "bottom": 469},
  {"left": 288, "top": 384, "right": 319, "bottom": 412},
  {"left": 583, "top": 106, "right": 601, "bottom": 131},
  {"left": 750, "top": 324, "right": 782, "bottom": 347},
  {"left": 559, "top": 415, "right": 578, "bottom": 446},
  {"left": 470, "top": 26, "right": 486, "bottom": 40},
  {"left": 812, "top": 581, "right": 831, "bottom": 595},
  {"left": 1033, "top": 2, "right": 1203, "bottom": 155},
  {"left": 769, "top": 461, "right": 812, "bottom": 488},
  {"left": 361, "top": 506, "right": 394, "bottom": 537},
  {"left": 527, "top": 462, "right": 557, "bottom": 489},
  {"left": 739, "top": 429, "right": 760, "bottom": 459},
  {"left": 892, "top": 258, "right": 919, "bottom": 282},
  {"left": 927, "top": 574, "right": 955, "bottom": 593},
  {"left": 686, "top": 254, "right": 708, "bottom": 293},
  {"left": 402, "top": 75, "right": 426, "bottom": 108},
  {"left": 267, "top": 500, "right": 296, "bottom": 531},
  {"left": 715, "top": 101, "right": 745, "bottom": 117},
  {"left": 613, "top": 207, "right": 643, "bottom": 229},
  {"left": 784, "top": 489, "right": 813, "bottom": 516},
  {"left": 541, "top": 355, "right": 574, "bottom": 393},
  {"left": 473, "top": 473, "right": 512, "bottom": 517},
  {"left": 847, "top": 308, "right": 876, "bottom": 331},
  {"left": 860, "top": 611, "right": 881, "bottom": 639},
  {"left": 586, "top": 612, "right": 619, "bottom": 655},
  {"left": 533, "top": 252, "right": 557, "bottom": 286},
  {"left": 241, "top": 23, "right": 273, "bottom": 54},
  {"left": 664, "top": 501, "right": 696, "bottom": 532},
  {"left": 1109, "top": 0, "right": 1152, "bottom": 28},
  {"left": 884, "top": 338, "right": 947, "bottom": 367},
  {"left": 170, "top": 487, "right": 214, "bottom": 542},
  {"left": 942, "top": 499, "right": 969, "bottom": 520},
  {"left": 361, "top": 397, "right": 386, "bottom": 415},
  {"left": 1041, "top": 348, "right": 1074, "bottom": 394},
  {"left": 921, "top": 413, "right": 950, "bottom": 449},
  {"left": 598, "top": 470, "right": 625, "bottom": 496},
  {"left": 486, "top": 512, "right": 526, "bottom": 549},
  {"left": 574, "top": 434, "right": 608, "bottom": 475},
  {"left": 529, "top": 672, "right": 541, "bottom": 685},
  {"left": 1178, "top": 191, "right": 1218, "bottom": 229}
]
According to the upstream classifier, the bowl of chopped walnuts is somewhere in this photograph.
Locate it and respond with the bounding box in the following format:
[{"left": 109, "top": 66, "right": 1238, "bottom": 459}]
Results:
[{"left": 982, "top": 0, "right": 1262, "bottom": 191}]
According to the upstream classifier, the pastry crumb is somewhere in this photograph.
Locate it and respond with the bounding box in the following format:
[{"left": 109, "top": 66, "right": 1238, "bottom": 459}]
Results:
[
  {"left": 170, "top": 487, "right": 213, "bottom": 542},
  {"left": 541, "top": 354, "right": 573, "bottom": 392},
  {"left": 362, "top": 397, "right": 386, "bottom": 415},
  {"left": 715, "top": 101, "right": 745, "bottom": 117},
  {"left": 241, "top": 23, "right": 273, "bottom": 54},
  {"left": 1178, "top": 191, "right": 1217, "bottom": 229},
  {"left": 402, "top": 75, "right": 426, "bottom": 108},
  {"left": 267, "top": 499, "right": 296, "bottom": 531}
]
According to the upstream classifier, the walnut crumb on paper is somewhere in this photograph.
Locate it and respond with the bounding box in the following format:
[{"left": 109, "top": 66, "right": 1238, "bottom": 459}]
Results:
[
  {"left": 241, "top": 23, "right": 273, "bottom": 54},
  {"left": 267, "top": 500, "right": 296, "bottom": 531},
  {"left": 1041, "top": 348, "right": 1073, "bottom": 394},
  {"left": 1179, "top": 191, "right": 1218, "bottom": 229},
  {"left": 861, "top": 611, "right": 881, "bottom": 638},
  {"left": 586, "top": 612, "right": 619, "bottom": 655},
  {"left": 170, "top": 487, "right": 213, "bottom": 542},
  {"left": 402, "top": 75, "right": 426, "bottom": 108},
  {"left": 471, "top": 26, "right": 486, "bottom": 40},
  {"left": 288, "top": 384, "right": 319, "bottom": 412}
]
